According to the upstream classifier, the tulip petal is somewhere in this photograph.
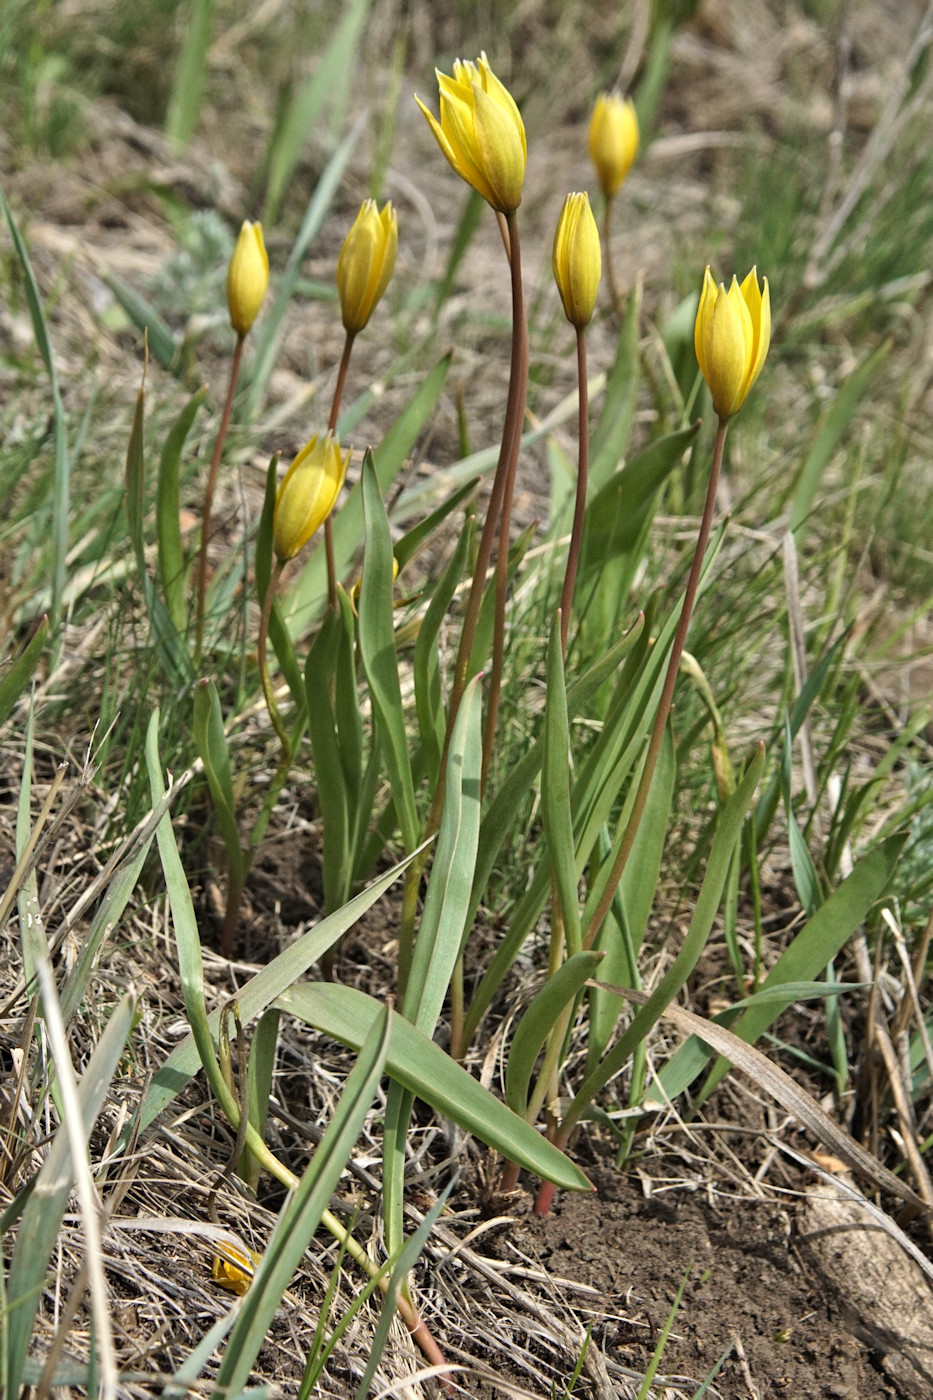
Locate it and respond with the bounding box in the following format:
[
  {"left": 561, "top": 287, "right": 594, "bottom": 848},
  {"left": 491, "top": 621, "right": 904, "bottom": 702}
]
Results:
[
  {"left": 471, "top": 82, "right": 525, "bottom": 213},
  {"left": 740, "top": 267, "right": 771, "bottom": 396},
  {"left": 694, "top": 267, "right": 717, "bottom": 384}
]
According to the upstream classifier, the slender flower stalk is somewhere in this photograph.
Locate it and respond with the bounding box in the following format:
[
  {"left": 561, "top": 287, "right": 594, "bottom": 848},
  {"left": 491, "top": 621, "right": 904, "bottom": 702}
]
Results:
[
  {"left": 257, "top": 556, "right": 289, "bottom": 764},
  {"left": 196, "top": 222, "right": 269, "bottom": 661},
  {"left": 581, "top": 416, "right": 729, "bottom": 955},
  {"left": 560, "top": 327, "right": 590, "bottom": 653},
  {"left": 477, "top": 212, "right": 528, "bottom": 791},
  {"left": 552, "top": 190, "right": 600, "bottom": 653},
  {"left": 416, "top": 55, "right": 528, "bottom": 804},
  {"left": 588, "top": 93, "right": 638, "bottom": 317},
  {"left": 324, "top": 331, "right": 356, "bottom": 610},
  {"left": 195, "top": 334, "right": 244, "bottom": 662},
  {"left": 533, "top": 264, "right": 771, "bottom": 1214}
]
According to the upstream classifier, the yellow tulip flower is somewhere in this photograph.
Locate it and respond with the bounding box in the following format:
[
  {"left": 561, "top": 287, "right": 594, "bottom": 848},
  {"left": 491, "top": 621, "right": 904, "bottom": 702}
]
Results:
[
  {"left": 588, "top": 93, "right": 639, "bottom": 200},
  {"left": 415, "top": 52, "right": 526, "bottom": 214},
  {"left": 226, "top": 221, "right": 269, "bottom": 337},
  {"left": 337, "top": 200, "right": 398, "bottom": 335},
  {"left": 552, "top": 192, "right": 601, "bottom": 328},
  {"left": 694, "top": 266, "right": 771, "bottom": 419},
  {"left": 273, "top": 435, "right": 350, "bottom": 563}
]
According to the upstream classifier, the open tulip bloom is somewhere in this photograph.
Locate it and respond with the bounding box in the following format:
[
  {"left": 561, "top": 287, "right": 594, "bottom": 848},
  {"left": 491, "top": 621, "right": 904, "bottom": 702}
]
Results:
[
  {"left": 415, "top": 52, "right": 526, "bottom": 214},
  {"left": 694, "top": 266, "right": 771, "bottom": 420}
]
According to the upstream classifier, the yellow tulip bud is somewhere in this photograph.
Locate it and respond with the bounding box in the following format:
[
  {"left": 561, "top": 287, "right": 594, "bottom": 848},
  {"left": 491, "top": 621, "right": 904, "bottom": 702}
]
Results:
[
  {"left": 415, "top": 51, "right": 526, "bottom": 214},
  {"left": 336, "top": 199, "right": 398, "bottom": 334},
  {"left": 588, "top": 93, "right": 639, "bottom": 200},
  {"left": 694, "top": 266, "right": 771, "bottom": 420},
  {"left": 552, "top": 192, "right": 601, "bottom": 328},
  {"left": 273, "top": 435, "right": 350, "bottom": 563},
  {"left": 226, "top": 221, "right": 269, "bottom": 337}
]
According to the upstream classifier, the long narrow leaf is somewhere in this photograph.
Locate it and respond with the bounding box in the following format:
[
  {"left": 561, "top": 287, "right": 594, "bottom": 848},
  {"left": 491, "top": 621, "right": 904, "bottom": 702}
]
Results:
[
  {"left": 3, "top": 993, "right": 136, "bottom": 1396},
  {"left": 542, "top": 613, "right": 581, "bottom": 955},
  {"left": 1, "top": 186, "right": 69, "bottom": 622},
  {"left": 358, "top": 453, "right": 419, "bottom": 849},
  {"left": 157, "top": 386, "right": 206, "bottom": 632},
  {"left": 263, "top": 0, "right": 371, "bottom": 224},
  {"left": 0, "top": 616, "right": 47, "bottom": 729},
  {"left": 560, "top": 744, "right": 766, "bottom": 1138},
  {"left": 279, "top": 982, "right": 591, "bottom": 1192},
  {"left": 658, "top": 833, "right": 906, "bottom": 1105},
  {"left": 213, "top": 1007, "right": 391, "bottom": 1397}
]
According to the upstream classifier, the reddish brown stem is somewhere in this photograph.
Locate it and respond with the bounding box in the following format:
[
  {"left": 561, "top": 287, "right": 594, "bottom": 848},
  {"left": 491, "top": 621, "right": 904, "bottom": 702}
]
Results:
[
  {"left": 602, "top": 195, "right": 623, "bottom": 318},
  {"left": 196, "top": 334, "right": 245, "bottom": 663},
  {"left": 559, "top": 327, "right": 590, "bottom": 656},
  {"left": 425, "top": 210, "right": 528, "bottom": 834},
  {"left": 582, "top": 415, "right": 729, "bottom": 950},
  {"left": 480, "top": 212, "right": 528, "bottom": 791},
  {"left": 324, "top": 330, "right": 356, "bottom": 612}
]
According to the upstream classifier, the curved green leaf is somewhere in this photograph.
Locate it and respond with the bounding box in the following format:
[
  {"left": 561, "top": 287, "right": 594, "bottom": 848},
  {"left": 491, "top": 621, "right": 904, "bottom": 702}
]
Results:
[
  {"left": 278, "top": 982, "right": 592, "bottom": 1192},
  {"left": 506, "top": 952, "right": 605, "bottom": 1117}
]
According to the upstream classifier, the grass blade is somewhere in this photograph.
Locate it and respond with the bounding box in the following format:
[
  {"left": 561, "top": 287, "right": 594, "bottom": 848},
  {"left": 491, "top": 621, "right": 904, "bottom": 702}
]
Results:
[
  {"left": 3, "top": 991, "right": 136, "bottom": 1396},
  {"left": 0, "top": 186, "right": 69, "bottom": 625},
  {"left": 0, "top": 616, "right": 47, "bottom": 729},
  {"left": 165, "top": 0, "right": 213, "bottom": 148},
  {"left": 263, "top": 0, "right": 371, "bottom": 224}
]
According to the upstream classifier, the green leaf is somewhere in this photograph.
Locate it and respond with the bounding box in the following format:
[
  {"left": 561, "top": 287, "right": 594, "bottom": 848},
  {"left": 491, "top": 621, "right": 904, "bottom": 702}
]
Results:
[
  {"left": 542, "top": 613, "right": 581, "bottom": 955},
  {"left": 132, "top": 814, "right": 428, "bottom": 1140},
  {"left": 579, "top": 423, "right": 700, "bottom": 581},
  {"left": 165, "top": 0, "right": 213, "bottom": 148},
  {"left": 1, "top": 185, "right": 69, "bottom": 622},
  {"left": 404, "top": 674, "right": 482, "bottom": 1035},
  {"left": 104, "top": 271, "right": 179, "bottom": 370},
  {"left": 0, "top": 616, "right": 48, "bottom": 729},
  {"left": 560, "top": 744, "right": 767, "bottom": 1138},
  {"left": 214, "top": 1006, "right": 391, "bottom": 1396},
  {"left": 413, "top": 513, "right": 475, "bottom": 789},
  {"left": 506, "top": 952, "right": 605, "bottom": 1117},
  {"left": 305, "top": 613, "right": 351, "bottom": 912},
  {"left": 263, "top": 0, "right": 372, "bottom": 224},
  {"left": 393, "top": 475, "right": 479, "bottom": 572},
  {"left": 192, "top": 679, "right": 249, "bottom": 898},
  {"left": 385, "top": 677, "right": 482, "bottom": 1256},
  {"left": 587, "top": 725, "right": 676, "bottom": 1064},
  {"left": 278, "top": 983, "right": 592, "bottom": 1192},
  {"left": 157, "top": 386, "right": 206, "bottom": 632},
  {"left": 358, "top": 453, "right": 419, "bottom": 850}
]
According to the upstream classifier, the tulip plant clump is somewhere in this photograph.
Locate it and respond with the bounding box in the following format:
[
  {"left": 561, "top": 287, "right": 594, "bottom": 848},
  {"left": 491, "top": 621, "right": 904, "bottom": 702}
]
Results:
[{"left": 7, "top": 31, "right": 910, "bottom": 1390}]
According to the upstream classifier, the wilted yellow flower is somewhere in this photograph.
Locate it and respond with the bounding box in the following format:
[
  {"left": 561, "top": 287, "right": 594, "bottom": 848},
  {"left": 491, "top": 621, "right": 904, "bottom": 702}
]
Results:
[
  {"left": 273, "top": 435, "right": 350, "bottom": 563},
  {"left": 337, "top": 200, "right": 398, "bottom": 334},
  {"left": 552, "top": 192, "right": 601, "bottom": 328},
  {"left": 211, "top": 1241, "right": 262, "bottom": 1296},
  {"left": 588, "top": 93, "right": 639, "bottom": 200},
  {"left": 226, "top": 221, "right": 269, "bottom": 337},
  {"left": 415, "top": 52, "right": 526, "bottom": 214},
  {"left": 694, "top": 266, "right": 771, "bottom": 420}
]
